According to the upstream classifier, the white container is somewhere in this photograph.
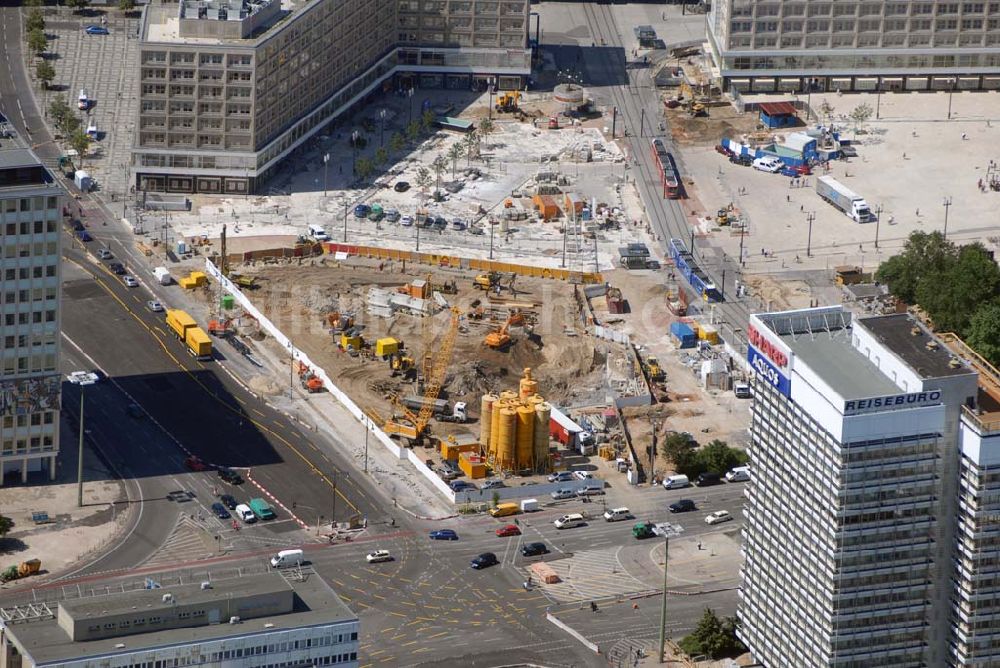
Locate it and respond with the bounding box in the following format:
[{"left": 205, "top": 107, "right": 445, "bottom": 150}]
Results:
[
  {"left": 520, "top": 498, "right": 538, "bottom": 513},
  {"left": 153, "top": 267, "right": 172, "bottom": 285}
]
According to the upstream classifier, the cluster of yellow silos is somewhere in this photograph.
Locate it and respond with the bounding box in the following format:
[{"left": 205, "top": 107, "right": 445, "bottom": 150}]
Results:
[{"left": 480, "top": 368, "right": 552, "bottom": 474}]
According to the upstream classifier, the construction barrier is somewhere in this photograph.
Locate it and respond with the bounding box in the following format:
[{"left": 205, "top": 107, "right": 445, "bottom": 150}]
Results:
[{"left": 321, "top": 242, "right": 603, "bottom": 284}]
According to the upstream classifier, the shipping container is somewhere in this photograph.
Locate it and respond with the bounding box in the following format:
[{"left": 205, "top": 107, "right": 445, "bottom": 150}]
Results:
[
  {"left": 670, "top": 322, "right": 697, "bottom": 348},
  {"left": 185, "top": 327, "right": 213, "bottom": 360},
  {"left": 165, "top": 309, "right": 197, "bottom": 339}
]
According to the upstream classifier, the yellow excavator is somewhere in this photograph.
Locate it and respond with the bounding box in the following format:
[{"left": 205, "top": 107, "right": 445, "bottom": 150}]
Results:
[
  {"left": 678, "top": 81, "right": 707, "bottom": 117},
  {"left": 495, "top": 90, "right": 521, "bottom": 113},
  {"left": 484, "top": 310, "right": 525, "bottom": 349}
]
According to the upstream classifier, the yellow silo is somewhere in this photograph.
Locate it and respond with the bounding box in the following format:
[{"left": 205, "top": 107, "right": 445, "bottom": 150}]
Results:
[
  {"left": 500, "top": 390, "right": 518, "bottom": 403},
  {"left": 519, "top": 368, "right": 539, "bottom": 401},
  {"left": 534, "top": 401, "right": 552, "bottom": 472},
  {"left": 489, "top": 397, "right": 504, "bottom": 458},
  {"left": 480, "top": 393, "right": 497, "bottom": 448},
  {"left": 516, "top": 404, "right": 535, "bottom": 469},
  {"left": 497, "top": 406, "right": 517, "bottom": 470}
]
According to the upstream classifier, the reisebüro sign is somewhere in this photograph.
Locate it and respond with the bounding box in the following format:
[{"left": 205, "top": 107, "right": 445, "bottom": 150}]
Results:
[{"left": 843, "top": 390, "right": 942, "bottom": 416}]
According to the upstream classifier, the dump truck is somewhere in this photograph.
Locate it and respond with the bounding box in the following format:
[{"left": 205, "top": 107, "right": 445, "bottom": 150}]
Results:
[
  {"left": 249, "top": 497, "right": 276, "bottom": 520},
  {"left": 644, "top": 356, "right": 666, "bottom": 382},
  {"left": 0, "top": 559, "right": 41, "bottom": 582},
  {"left": 165, "top": 309, "right": 213, "bottom": 360},
  {"left": 815, "top": 175, "right": 871, "bottom": 223}
]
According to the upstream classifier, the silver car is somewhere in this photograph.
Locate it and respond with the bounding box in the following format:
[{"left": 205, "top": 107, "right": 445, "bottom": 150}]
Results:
[
  {"left": 122, "top": 275, "right": 138, "bottom": 288},
  {"left": 550, "top": 488, "right": 575, "bottom": 500}
]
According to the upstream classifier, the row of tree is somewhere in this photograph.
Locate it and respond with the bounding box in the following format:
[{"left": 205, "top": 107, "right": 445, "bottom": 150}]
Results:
[
  {"left": 49, "top": 95, "right": 91, "bottom": 163},
  {"left": 659, "top": 433, "right": 748, "bottom": 479},
  {"left": 875, "top": 231, "right": 1000, "bottom": 364},
  {"left": 678, "top": 608, "right": 746, "bottom": 660}
]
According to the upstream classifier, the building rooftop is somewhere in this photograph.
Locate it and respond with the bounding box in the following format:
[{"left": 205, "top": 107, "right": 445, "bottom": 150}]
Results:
[
  {"left": 0, "top": 116, "right": 59, "bottom": 191},
  {"left": 2, "top": 571, "right": 356, "bottom": 665},
  {"left": 859, "top": 313, "right": 970, "bottom": 379},
  {"left": 143, "top": 0, "right": 296, "bottom": 44}
]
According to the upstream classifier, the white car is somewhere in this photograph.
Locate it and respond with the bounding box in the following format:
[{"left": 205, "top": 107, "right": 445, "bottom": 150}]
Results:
[
  {"left": 147, "top": 300, "right": 164, "bottom": 312},
  {"left": 752, "top": 156, "right": 784, "bottom": 173},
  {"left": 122, "top": 275, "right": 138, "bottom": 287},
  {"left": 400, "top": 215, "right": 414, "bottom": 227},
  {"left": 366, "top": 549, "right": 392, "bottom": 563},
  {"left": 705, "top": 510, "right": 733, "bottom": 526},
  {"left": 67, "top": 371, "right": 100, "bottom": 385},
  {"left": 572, "top": 470, "right": 593, "bottom": 481},
  {"left": 97, "top": 248, "right": 113, "bottom": 260}
]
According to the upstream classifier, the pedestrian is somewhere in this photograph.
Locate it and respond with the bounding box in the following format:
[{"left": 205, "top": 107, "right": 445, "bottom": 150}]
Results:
[
  {"left": 761, "top": 248, "right": 765, "bottom": 256},
  {"left": 800, "top": 204, "right": 804, "bottom": 212},
  {"left": 916, "top": 208, "right": 920, "bottom": 216},
  {"left": 786, "top": 195, "right": 790, "bottom": 202},
  {"left": 962, "top": 132, "right": 968, "bottom": 140},
  {"left": 979, "top": 179, "right": 984, "bottom": 190}
]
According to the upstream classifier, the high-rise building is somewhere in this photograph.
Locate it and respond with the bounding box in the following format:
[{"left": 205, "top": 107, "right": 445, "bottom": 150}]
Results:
[
  {"left": 0, "top": 571, "right": 359, "bottom": 667},
  {"left": 739, "top": 306, "right": 978, "bottom": 666},
  {"left": 707, "top": 0, "right": 1000, "bottom": 93},
  {"left": 0, "top": 118, "right": 63, "bottom": 485},
  {"left": 133, "top": 0, "right": 531, "bottom": 195}
]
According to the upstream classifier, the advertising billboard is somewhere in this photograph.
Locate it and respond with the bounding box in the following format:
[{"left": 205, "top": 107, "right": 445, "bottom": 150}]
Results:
[{"left": 748, "top": 344, "right": 791, "bottom": 397}]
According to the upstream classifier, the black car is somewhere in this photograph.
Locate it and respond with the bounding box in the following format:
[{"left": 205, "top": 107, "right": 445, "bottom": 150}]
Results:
[
  {"left": 126, "top": 403, "right": 143, "bottom": 418},
  {"left": 108, "top": 262, "right": 126, "bottom": 275},
  {"left": 72, "top": 220, "right": 85, "bottom": 232},
  {"left": 393, "top": 181, "right": 410, "bottom": 192},
  {"left": 730, "top": 154, "right": 753, "bottom": 167},
  {"left": 521, "top": 542, "right": 549, "bottom": 557},
  {"left": 218, "top": 468, "right": 244, "bottom": 485},
  {"left": 669, "top": 499, "right": 697, "bottom": 513},
  {"left": 210, "top": 502, "right": 231, "bottom": 519},
  {"left": 471, "top": 552, "right": 498, "bottom": 569},
  {"left": 696, "top": 472, "right": 723, "bottom": 487},
  {"left": 220, "top": 494, "right": 238, "bottom": 510}
]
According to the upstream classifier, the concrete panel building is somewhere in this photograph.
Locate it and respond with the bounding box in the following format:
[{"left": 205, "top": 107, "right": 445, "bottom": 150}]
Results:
[
  {"left": 0, "top": 572, "right": 359, "bottom": 667},
  {"left": 0, "top": 118, "right": 63, "bottom": 485},
  {"left": 707, "top": 0, "right": 1000, "bottom": 93},
  {"left": 134, "top": 0, "right": 531, "bottom": 195}
]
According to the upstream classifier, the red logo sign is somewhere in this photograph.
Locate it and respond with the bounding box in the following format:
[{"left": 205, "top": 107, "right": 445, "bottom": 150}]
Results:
[{"left": 748, "top": 325, "right": 788, "bottom": 368}]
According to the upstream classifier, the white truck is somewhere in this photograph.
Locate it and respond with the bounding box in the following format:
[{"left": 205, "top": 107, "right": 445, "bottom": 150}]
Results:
[
  {"left": 815, "top": 175, "right": 872, "bottom": 223},
  {"left": 153, "top": 267, "right": 173, "bottom": 285},
  {"left": 74, "top": 170, "right": 93, "bottom": 192}
]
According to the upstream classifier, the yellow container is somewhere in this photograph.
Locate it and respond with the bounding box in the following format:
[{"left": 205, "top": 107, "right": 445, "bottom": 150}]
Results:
[
  {"left": 375, "top": 337, "right": 400, "bottom": 358},
  {"left": 534, "top": 402, "right": 552, "bottom": 473},
  {"left": 459, "top": 452, "right": 487, "bottom": 479},
  {"left": 441, "top": 440, "right": 480, "bottom": 461},
  {"left": 179, "top": 276, "right": 196, "bottom": 289},
  {"left": 189, "top": 271, "right": 207, "bottom": 286},
  {"left": 516, "top": 404, "right": 534, "bottom": 469},
  {"left": 519, "top": 367, "right": 539, "bottom": 401},
  {"left": 340, "top": 332, "right": 363, "bottom": 350},
  {"left": 497, "top": 407, "right": 516, "bottom": 470},
  {"left": 700, "top": 324, "right": 719, "bottom": 345},
  {"left": 165, "top": 309, "right": 196, "bottom": 338},
  {"left": 185, "top": 327, "right": 213, "bottom": 359},
  {"left": 480, "top": 393, "right": 497, "bottom": 447}
]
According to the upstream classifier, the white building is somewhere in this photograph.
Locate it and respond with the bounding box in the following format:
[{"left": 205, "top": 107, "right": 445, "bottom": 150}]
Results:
[
  {"left": 0, "top": 119, "right": 63, "bottom": 485},
  {"left": 739, "top": 306, "right": 978, "bottom": 666},
  {"left": 707, "top": 0, "right": 1000, "bottom": 93},
  {"left": 0, "top": 571, "right": 359, "bottom": 668}
]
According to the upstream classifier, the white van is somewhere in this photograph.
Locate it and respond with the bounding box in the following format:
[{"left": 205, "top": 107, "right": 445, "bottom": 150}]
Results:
[
  {"left": 235, "top": 504, "right": 257, "bottom": 523},
  {"left": 270, "top": 549, "right": 304, "bottom": 568},
  {"left": 603, "top": 507, "right": 630, "bottom": 522},
  {"left": 307, "top": 224, "right": 330, "bottom": 241},
  {"left": 554, "top": 513, "right": 585, "bottom": 529},
  {"left": 725, "top": 466, "right": 750, "bottom": 483},
  {"left": 662, "top": 474, "right": 690, "bottom": 490}
]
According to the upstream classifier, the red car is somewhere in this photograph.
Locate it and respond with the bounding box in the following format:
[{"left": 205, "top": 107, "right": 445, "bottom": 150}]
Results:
[
  {"left": 495, "top": 524, "right": 521, "bottom": 537},
  {"left": 184, "top": 456, "right": 207, "bottom": 472}
]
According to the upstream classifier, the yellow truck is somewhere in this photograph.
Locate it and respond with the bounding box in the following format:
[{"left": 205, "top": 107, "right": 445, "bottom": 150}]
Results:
[{"left": 165, "top": 309, "right": 213, "bottom": 360}]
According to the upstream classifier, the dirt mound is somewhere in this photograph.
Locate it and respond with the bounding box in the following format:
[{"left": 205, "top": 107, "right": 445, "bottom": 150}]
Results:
[{"left": 248, "top": 375, "right": 282, "bottom": 395}]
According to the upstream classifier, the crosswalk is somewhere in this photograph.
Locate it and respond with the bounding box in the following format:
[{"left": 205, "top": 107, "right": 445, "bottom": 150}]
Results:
[
  {"left": 524, "top": 546, "right": 651, "bottom": 603},
  {"left": 142, "top": 515, "right": 219, "bottom": 568}
]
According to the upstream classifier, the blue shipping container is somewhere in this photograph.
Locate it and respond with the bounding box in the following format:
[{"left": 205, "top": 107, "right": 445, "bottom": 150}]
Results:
[{"left": 670, "top": 322, "right": 697, "bottom": 348}]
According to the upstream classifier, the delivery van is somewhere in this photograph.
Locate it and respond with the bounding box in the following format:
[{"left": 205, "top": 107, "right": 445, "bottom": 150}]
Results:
[
  {"left": 235, "top": 504, "right": 256, "bottom": 523},
  {"left": 554, "top": 513, "right": 585, "bottom": 529},
  {"left": 603, "top": 507, "right": 630, "bottom": 522},
  {"left": 270, "top": 549, "right": 304, "bottom": 568},
  {"left": 662, "top": 474, "right": 690, "bottom": 490},
  {"left": 489, "top": 502, "right": 520, "bottom": 518}
]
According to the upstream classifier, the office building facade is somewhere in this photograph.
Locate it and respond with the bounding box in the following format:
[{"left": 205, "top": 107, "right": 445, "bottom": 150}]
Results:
[
  {"left": 739, "top": 307, "right": 978, "bottom": 666},
  {"left": 707, "top": 0, "right": 1000, "bottom": 93},
  {"left": 0, "top": 120, "right": 63, "bottom": 486},
  {"left": 134, "top": 0, "right": 531, "bottom": 195}
]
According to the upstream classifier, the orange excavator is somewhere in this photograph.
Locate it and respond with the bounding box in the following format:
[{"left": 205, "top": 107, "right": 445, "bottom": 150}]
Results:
[
  {"left": 297, "top": 361, "right": 324, "bottom": 393},
  {"left": 484, "top": 310, "right": 525, "bottom": 349}
]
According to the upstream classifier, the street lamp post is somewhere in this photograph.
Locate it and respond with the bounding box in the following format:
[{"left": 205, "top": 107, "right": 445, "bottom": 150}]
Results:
[
  {"left": 657, "top": 523, "right": 684, "bottom": 663},
  {"left": 639, "top": 107, "right": 645, "bottom": 139},
  {"left": 943, "top": 196, "right": 953, "bottom": 239},
  {"left": 343, "top": 202, "right": 348, "bottom": 243},
  {"left": 407, "top": 87, "right": 415, "bottom": 127},
  {"left": 488, "top": 78, "right": 495, "bottom": 120},
  {"left": 322, "top": 153, "right": 329, "bottom": 197},
  {"left": 379, "top": 109, "right": 387, "bottom": 148},
  {"left": 416, "top": 218, "right": 421, "bottom": 252},
  {"left": 77, "top": 387, "right": 85, "bottom": 508},
  {"left": 948, "top": 78, "right": 956, "bottom": 120},
  {"left": 875, "top": 83, "right": 882, "bottom": 120},
  {"left": 806, "top": 211, "right": 816, "bottom": 257},
  {"left": 874, "top": 204, "right": 883, "bottom": 249},
  {"left": 351, "top": 130, "right": 360, "bottom": 175}
]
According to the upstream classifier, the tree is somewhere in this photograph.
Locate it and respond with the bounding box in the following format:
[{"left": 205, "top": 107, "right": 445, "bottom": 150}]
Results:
[
  {"left": 354, "top": 157, "right": 373, "bottom": 181},
  {"left": 447, "top": 142, "right": 464, "bottom": 178},
  {"left": 66, "top": 0, "right": 91, "bottom": 13},
  {"left": 478, "top": 117, "right": 494, "bottom": 149},
  {"left": 60, "top": 113, "right": 81, "bottom": 137},
  {"left": 421, "top": 109, "right": 435, "bottom": 133},
  {"left": 49, "top": 94, "right": 71, "bottom": 127},
  {"left": 967, "top": 301, "right": 1000, "bottom": 368},
  {"left": 374, "top": 146, "right": 388, "bottom": 167},
  {"left": 0, "top": 515, "right": 12, "bottom": 538},
  {"left": 406, "top": 120, "right": 421, "bottom": 143},
  {"left": 27, "top": 28, "right": 47, "bottom": 56},
  {"left": 25, "top": 8, "right": 45, "bottom": 33},
  {"left": 491, "top": 491, "right": 500, "bottom": 508},
  {"left": 875, "top": 231, "right": 957, "bottom": 304},
  {"left": 916, "top": 242, "right": 1000, "bottom": 333},
  {"left": 818, "top": 100, "right": 836, "bottom": 123},
  {"left": 679, "top": 608, "right": 746, "bottom": 660},
  {"left": 69, "top": 129, "right": 90, "bottom": 165},
  {"left": 848, "top": 102, "right": 873, "bottom": 132},
  {"left": 415, "top": 165, "right": 431, "bottom": 194},
  {"left": 119, "top": 0, "right": 136, "bottom": 11},
  {"left": 659, "top": 432, "right": 692, "bottom": 464},
  {"left": 36, "top": 60, "right": 55, "bottom": 89},
  {"left": 464, "top": 130, "right": 478, "bottom": 166},
  {"left": 24, "top": 0, "right": 43, "bottom": 7},
  {"left": 431, "top": 155, "right": 447, "bottom": 196},
  {"left": 389, "top": 132, "right": 405, "bottom": 153},
  {"left": 697, "top": 440, "right": 748, "bottom": 476}
]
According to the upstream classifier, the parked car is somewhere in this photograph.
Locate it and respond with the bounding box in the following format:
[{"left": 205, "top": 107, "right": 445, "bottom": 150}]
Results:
[
  {"left": 725, "top": 466, "right": 751, "bottom": 483},
  {"left": 71, "top": 220, "right": 85, "bottom": 232},
  {"left": 220, "top": 494, "right": 238, "bottom": 510},
  {"left": 108, "top": 262, "right": 126, "bottom": 275},
  {"left": 218, "top": 467, "right": 244, "bottom": 485},
  {"left": 550, "top": 488, "right": 575, "bottom": 500},
  {"left": 669, "top": 499, "right": 697, "bottom": 513},
  {"left": 366, "top": 549, "right": 393, "bottom": 563},
  {"left": 429, "top": 529, "right": 459, "bottom": 541},
  {"left": 77, "top": 231, "right": 93, "bottom": 242},
  {"left": 385, "top": 208, "right": 400, "bottom": 222},
  {"left": 696, "top": 472, "right": 723, "bottom": 487},
  {"left": 521, "top": 542, "right": 549, "bottom": 557},
  {"left": 450, "top": 480, "right": 476, "bottom": 492},
  {"left": 147, "top": 300, "right": 164, "bottom": 312},
  {"left": 705, "top": 510, "right": 733, "bottom": 526},
  {"left": 471, "top": 552, "right": 498, "bottom": 569},
  {"left": 572, "top": 470, "right": 593, "bottom": 481},
  {"left": 210, "top": 502, "right": 231, "bottom": 519},
  {"left": 496, "top": 524, "right": 521, "bottom": 537},
  {"left": 84, "top": 25, "right": 109, "bottom": 35},
  {"left": 97, "top": 248, "right": 113, "bottom": 260},
  {"left": 548, "top": 471, "right": 574, "bottom": 483},
  {"left": 353, "top": 204, "right": 370, "bottom": 219},
  {"left": 752, "top": 156, "right": 784, "bottom": 173},
  {"left": 122, "top": 275, "right": 138, "bottom": 287},
  {"left": 67, "top": 370, "right": 99, "bottom": 385},
  {"left": 400, "top": 215, "right": 414, "bottom": 227},
  {"left": 393, "top": 181, "right": 410, "bottom": 192},
  {"left": 481, "top": 479, "right": 505, "bottom": 489},
  {"left": 451, "top": 218, "right": 467, "bottom": 231},
  {"left": 715, "top": 144, "right": 735, "bottom": 158},
  {"left": 432, "top": 216, "right": 447, "bottom": 231},
  {"left": 730, "top": 154, "right": 753, "bottom": 167},
  {"left": 184, "top": 456, "right": 207, "bottom": 472}
]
